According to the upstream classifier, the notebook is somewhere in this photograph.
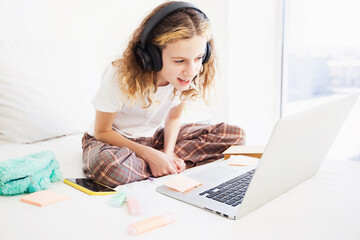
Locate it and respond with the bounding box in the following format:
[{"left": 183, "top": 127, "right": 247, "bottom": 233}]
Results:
[{"left": 156, "top": 94, "right": 359, "bottom": 220}]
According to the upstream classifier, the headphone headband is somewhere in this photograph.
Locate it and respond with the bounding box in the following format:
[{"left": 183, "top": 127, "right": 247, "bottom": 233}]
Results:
[{"left": 138, "top": 1, "right": 205, "bottom": 50}]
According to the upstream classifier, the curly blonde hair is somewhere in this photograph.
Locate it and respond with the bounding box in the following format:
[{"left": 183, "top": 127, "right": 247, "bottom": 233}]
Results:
[{"left": 112, "top": 1, "right": 216, "bottom": 108}]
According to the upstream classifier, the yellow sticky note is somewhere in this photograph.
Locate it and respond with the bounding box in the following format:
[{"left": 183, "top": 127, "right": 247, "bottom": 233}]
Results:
[
  {"left": 20, "top": 190, "right": 70, "bottom": 207},
  {"left": 165, "top": 174, "right": 202, "bottom": 193},
  {"left": 228, "top": 155, "right": 259, "bottom": 166}
]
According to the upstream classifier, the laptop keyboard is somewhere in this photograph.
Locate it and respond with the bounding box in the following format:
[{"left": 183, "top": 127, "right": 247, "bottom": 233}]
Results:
[{"left": 199, "top": 169, "right": 256, "bottom": 207}]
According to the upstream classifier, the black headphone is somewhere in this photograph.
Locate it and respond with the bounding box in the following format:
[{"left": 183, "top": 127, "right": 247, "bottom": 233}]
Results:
[{"left": 135, "top": 1, "right": 211, "bottom": 72}]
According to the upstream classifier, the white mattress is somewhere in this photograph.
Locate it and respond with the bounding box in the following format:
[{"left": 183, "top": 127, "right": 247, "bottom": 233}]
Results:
[{"left": 1, "top": 134, "right": 360, "bottom": 240}]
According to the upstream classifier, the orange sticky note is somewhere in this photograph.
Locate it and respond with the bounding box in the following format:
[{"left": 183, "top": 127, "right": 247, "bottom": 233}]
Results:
[
  {"left": 20, "top": 190, "right": 70, "bottom": 207},
  {"left": 228, "top": 155, "right": 259, "bottom": 166},
  {"left": 165, "top": 174, "right": 202, "bottom": 193}
]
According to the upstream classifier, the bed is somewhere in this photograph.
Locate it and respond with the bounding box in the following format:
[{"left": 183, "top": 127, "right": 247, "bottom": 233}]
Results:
[{"left": 1, "top": 132, "right": 360, "bottom": 240}]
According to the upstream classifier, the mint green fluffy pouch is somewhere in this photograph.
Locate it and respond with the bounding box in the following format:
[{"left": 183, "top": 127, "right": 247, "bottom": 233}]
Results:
[{"left": 0, "top": 151, "right": 62, "bottom": 196}]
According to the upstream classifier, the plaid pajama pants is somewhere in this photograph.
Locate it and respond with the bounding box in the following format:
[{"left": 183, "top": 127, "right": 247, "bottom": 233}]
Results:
[{"left": 82, "top": 122, "right": 245, "bottom": 187}]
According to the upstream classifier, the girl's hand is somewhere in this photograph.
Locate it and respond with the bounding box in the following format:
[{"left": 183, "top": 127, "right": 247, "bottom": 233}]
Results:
[
  {"left": 173, "top": 157, "right": 186, "bottom": 173},
  {"left": 143, "top": 147, "right": 178, "bottom": 177},
  {"left": 161, "top": 150, "right": 186, "bottom": 173}
]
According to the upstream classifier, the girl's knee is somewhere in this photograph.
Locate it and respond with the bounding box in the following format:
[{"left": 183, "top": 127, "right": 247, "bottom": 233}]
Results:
[
  {"left": 220, "top": 122, "right": 246, "bottom": 145},
  {"left": 93, "top": 147, "right": 151, "bottom": 187}
]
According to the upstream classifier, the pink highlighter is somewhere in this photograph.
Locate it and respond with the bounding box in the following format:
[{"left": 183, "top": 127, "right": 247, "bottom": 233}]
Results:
[
  {"left": 127, "top": 213, "right": 177, "bottom": 235},
  {"left": 127, "top": 195, "right": 141, "bottom": 216}
]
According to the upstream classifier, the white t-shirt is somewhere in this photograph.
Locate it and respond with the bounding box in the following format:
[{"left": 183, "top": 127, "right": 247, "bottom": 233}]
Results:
[{"left": 88, "top": 64, "right": 181, "bottom": 138}]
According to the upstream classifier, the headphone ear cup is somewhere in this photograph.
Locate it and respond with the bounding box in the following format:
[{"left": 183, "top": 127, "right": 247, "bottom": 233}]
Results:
[
  {"left": 202, "top": 42, "right": 211, "bottom": 64},
  {"left": 135, "top": 46, "right": 152, "bottom": 71},
  {"left": 147, "top": 43, "right": 162, "bottom": 72}
]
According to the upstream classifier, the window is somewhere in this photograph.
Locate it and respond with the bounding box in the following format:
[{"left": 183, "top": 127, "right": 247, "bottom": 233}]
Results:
[
  {"left": 282, "top": 0, "right": 360, "bottom": 113},
  {"left": 282, "top": 0, "right": 360, "bottom": 160}
]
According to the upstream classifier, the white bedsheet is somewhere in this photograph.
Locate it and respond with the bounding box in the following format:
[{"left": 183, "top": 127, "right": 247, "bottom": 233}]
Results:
[{"left": 1, "top": 134, "right": 360, "bottom": 240}]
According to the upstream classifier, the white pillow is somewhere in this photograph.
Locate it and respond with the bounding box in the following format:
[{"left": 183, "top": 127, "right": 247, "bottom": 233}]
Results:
[{"left": 0, "top": 40, "right": 100, "bottom": 144}]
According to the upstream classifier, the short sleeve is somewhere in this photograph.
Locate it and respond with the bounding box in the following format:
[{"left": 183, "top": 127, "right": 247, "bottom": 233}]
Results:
[{"left": 91, "top": 64, "right": 123, "bottom": 113}]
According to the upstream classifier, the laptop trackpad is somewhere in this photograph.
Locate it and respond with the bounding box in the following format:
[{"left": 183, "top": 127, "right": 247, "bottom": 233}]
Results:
[{"left": 190, "top": 166, "right": 238, "bottom": 182}]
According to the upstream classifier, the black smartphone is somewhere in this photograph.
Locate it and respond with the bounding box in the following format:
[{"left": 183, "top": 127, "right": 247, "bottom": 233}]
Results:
[{"left": 64, "top": 178, "right": 116, "bottom": 195}]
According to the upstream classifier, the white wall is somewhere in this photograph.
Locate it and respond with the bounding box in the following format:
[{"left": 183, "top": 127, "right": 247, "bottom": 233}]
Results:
[
  {"left": 228, "top": 0, "right": 283, "bottom": 145},
  {"left": 0, "top": 0, "right": 171, "bottom": 74}
]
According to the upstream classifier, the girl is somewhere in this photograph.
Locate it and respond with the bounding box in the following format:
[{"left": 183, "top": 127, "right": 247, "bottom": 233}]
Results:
[{"left": 82, "top": 1, "right": 245, "bottom": 187}]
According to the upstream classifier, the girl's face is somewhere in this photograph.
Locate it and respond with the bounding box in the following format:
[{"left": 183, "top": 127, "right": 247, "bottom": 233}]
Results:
[{"left": 156, "top": 35, "right": 207, "bottom": 91}]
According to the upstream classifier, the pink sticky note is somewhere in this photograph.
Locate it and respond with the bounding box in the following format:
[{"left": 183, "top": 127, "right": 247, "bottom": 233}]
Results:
[
  {"left": 228, "top": 155, "right": 259, "bottom": 166},
  {"left": 20, "top": 190, "right": 70, "bottom": 207},
  {"left": 165, "top": 174, "right": 202, "bottom": 193}
]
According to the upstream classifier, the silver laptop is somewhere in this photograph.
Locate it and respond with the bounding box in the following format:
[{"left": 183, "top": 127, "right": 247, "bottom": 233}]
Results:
[{"left": 156, "top": 94, "right": 359, "bottom": 220}]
